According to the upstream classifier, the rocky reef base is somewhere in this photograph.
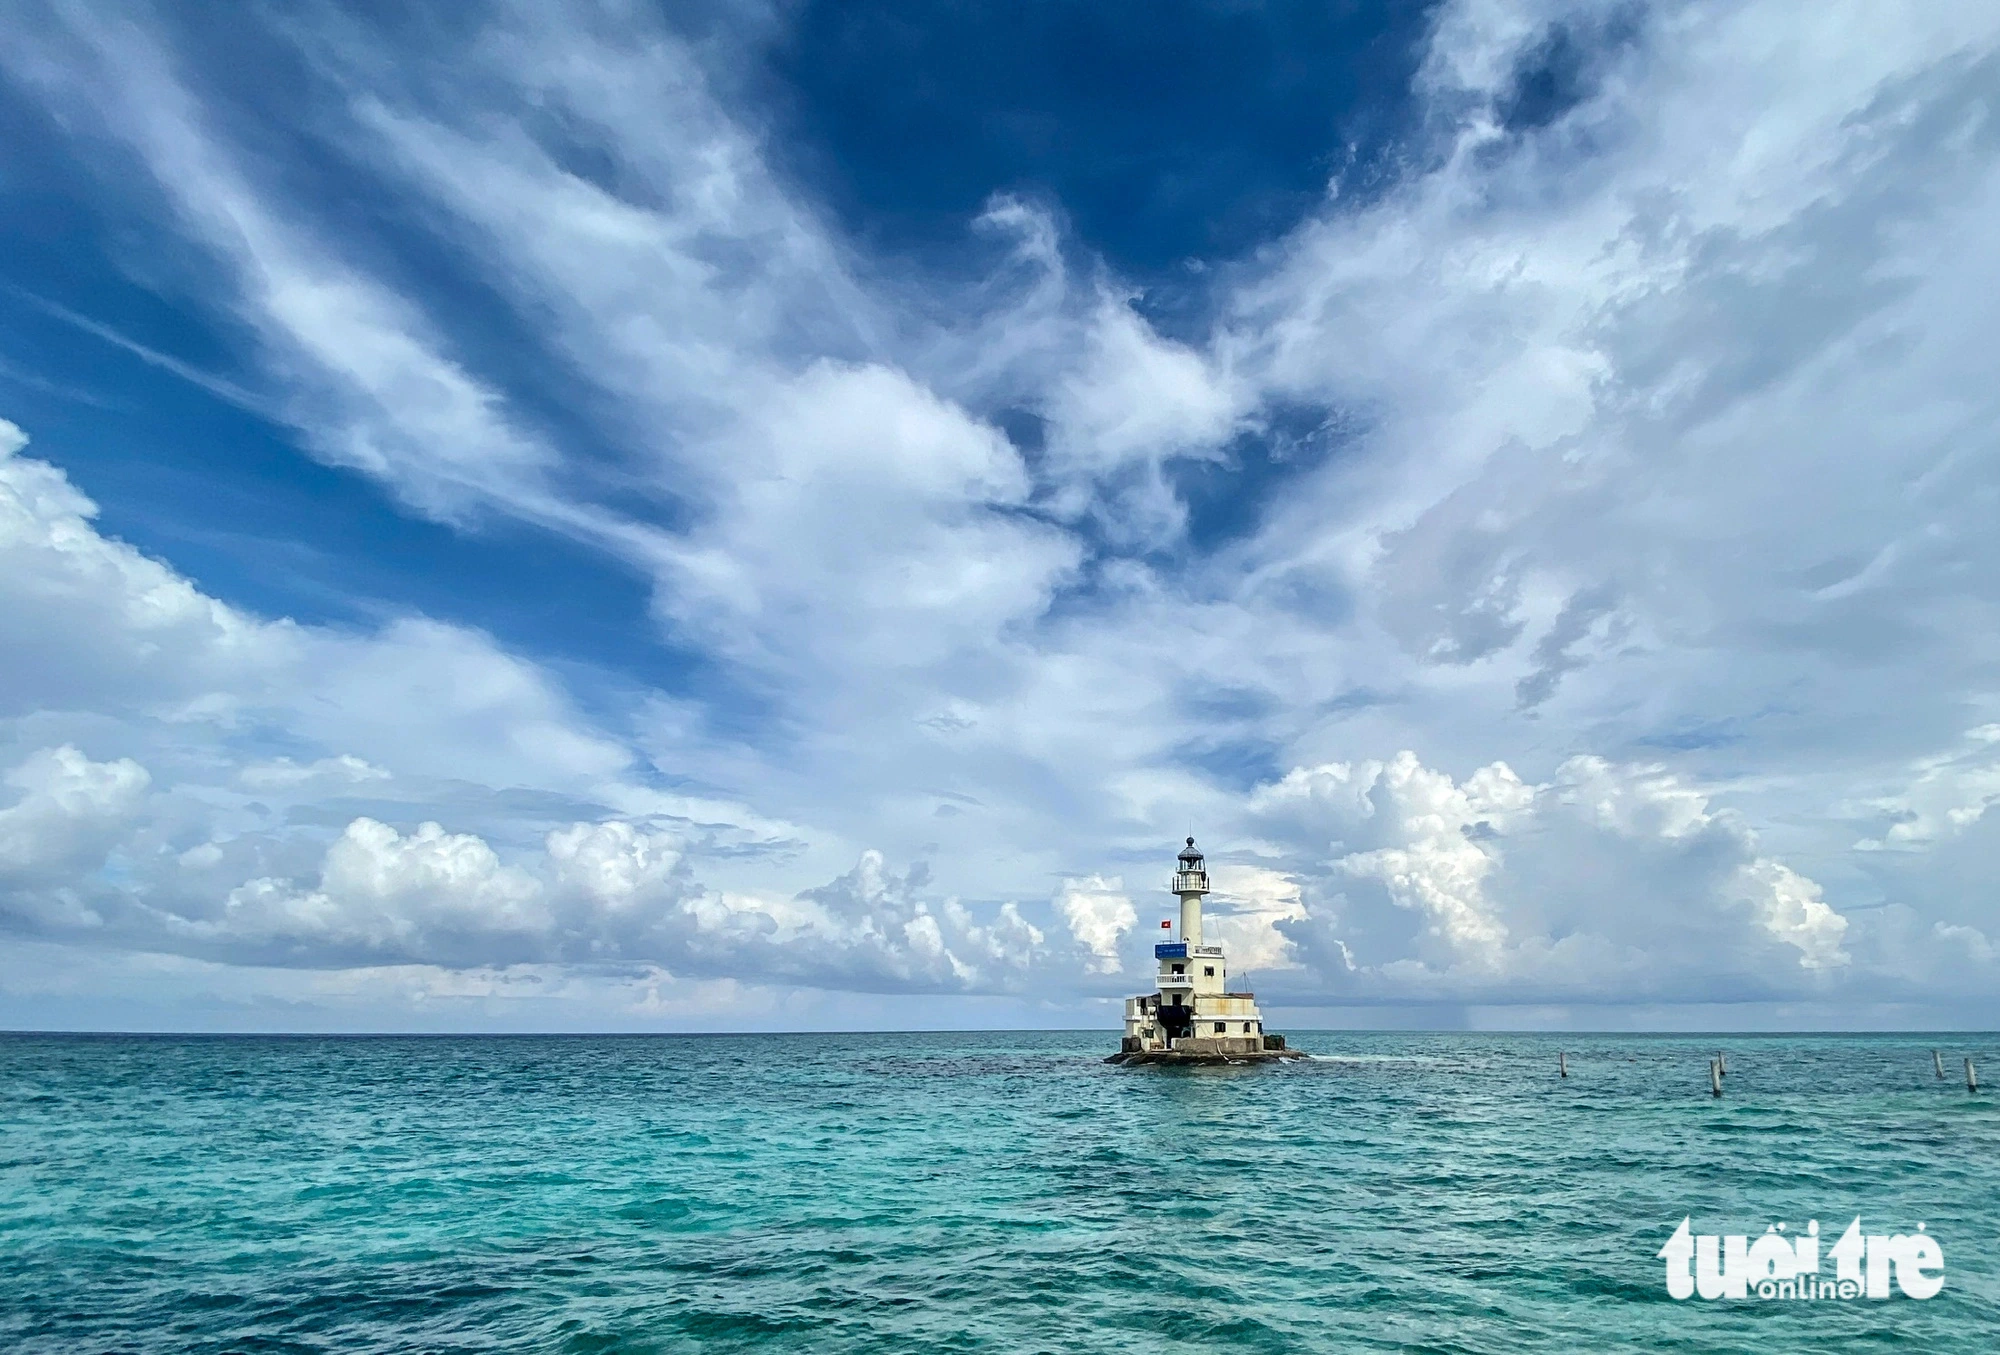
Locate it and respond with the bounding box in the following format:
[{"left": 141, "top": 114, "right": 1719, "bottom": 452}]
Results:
[{"left": 1105, "top": 1047, "right": 1310, "bottom": 1066}]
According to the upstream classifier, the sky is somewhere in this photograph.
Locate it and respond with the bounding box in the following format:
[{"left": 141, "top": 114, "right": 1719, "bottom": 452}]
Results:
[{"left": 2, "top": 0, "right": 1999, "bottom": 1033}]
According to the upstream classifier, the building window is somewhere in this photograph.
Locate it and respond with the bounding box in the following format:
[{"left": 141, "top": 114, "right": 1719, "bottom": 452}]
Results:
[
  {"left": 1203, "top": 966, "right": 1215, "bottom": 977},
  {"left": 1171, "top": 964, "right": 1184, "bottom": 975},
  {"left": 1213, "top": 1022, "right": 1226, "bottom": 1033}
]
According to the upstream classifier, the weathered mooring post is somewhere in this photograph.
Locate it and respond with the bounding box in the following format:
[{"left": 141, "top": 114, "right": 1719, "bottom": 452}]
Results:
[
  {"left": 1717, "top": 1050, "right": 1726, "bottom": 1077},
  {"left": 1969, "top": 1058, "right": 1980, "bottom": 1094},
  {"left": 1710, "top": 1058, "right": 1723, "bottom": 1098},
  {"left": 1934, "top": 1049, "right": 1945, "bottom": 1079},
  {"left": 1559, "top": 1051, "right": 1567, "bottom": 1079}
]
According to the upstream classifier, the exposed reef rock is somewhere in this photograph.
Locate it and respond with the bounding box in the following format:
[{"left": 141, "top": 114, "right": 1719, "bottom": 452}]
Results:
[
  {"left": 1106, "top": 1034, "right": 1308, "bottom": 1066},
  {"left": 1105, "top": 1047, "right": 1311, "bottom": 1066}
]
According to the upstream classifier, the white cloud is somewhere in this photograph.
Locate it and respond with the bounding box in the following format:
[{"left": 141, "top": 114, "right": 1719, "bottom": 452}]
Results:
[
  {"left": 657, "top": 361, "right": 1079, "bottom": 673},
  {"left": 212, "top": 818, "right": 550, "bottom": 962},
  {"left": 1052, "top": 297, "right": 1238, "bottom": 470},
  {"left": 4, "top": 17, "right": 568, "bottom": 526},
  {"left": 3, "top": 0, "right": 2000, "bottom": 1026},
  {"left": 1337, "top": 754, "right": 1531, "bottom": 968},
  {"left": 1855, "top": 724, "right": 2000, "bottom": 850},
  {"left": 1203, "top": 864, "right": 1307, "bottom": 975},
  {"left": 1241, "top": 751, "right": 1856, "bottom": 1002},
  {"left": 0, "top": 414, "right": 1060, "bottom": 983},
  {"left": 0, "top": 745, "right": 150, "bottom": 886},
  {"left": 239, "top": 756, "right": 391, "bottom": 791},
  {"left": 1730, "top": 860, "right": 1849, "bottom": 972},
  {"left": 1055, "top": 875, "right": 1137, "bottom": 974},
  {"left": 1039, "top": 294, "right": 1242, "bottom": 536}
]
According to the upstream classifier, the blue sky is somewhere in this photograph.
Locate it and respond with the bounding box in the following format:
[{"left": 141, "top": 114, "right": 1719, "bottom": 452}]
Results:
[{"left": 3, "top": 0, "right": 1999, "bottom": 1032}]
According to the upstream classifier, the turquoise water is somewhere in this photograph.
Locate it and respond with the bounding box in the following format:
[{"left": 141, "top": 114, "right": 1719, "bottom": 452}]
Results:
[{"left": 3, "top": 1031, "right": 1996, "bottom": 1353}]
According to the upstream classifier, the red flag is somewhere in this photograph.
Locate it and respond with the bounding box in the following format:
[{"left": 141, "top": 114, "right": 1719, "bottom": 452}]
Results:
[{"left": 1161, "top": 919, "right": 1172, "bottom": 929}]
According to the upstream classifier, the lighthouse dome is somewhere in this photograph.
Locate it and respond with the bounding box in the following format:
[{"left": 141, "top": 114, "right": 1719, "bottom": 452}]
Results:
[{"left": 1178, "top": 837, "right": 1203, "bottom": 865}]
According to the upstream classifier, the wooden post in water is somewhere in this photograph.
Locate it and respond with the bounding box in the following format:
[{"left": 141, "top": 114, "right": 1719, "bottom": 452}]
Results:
[
  {"left": 1559, "top": 1051, "right": 1568, "bottom": 1079},
  {"left": 1710, "top": 1058, "right": 1723, "bottom": 1097},
  {"left": 1934, "top": 1049, "right": 1946, "bottom": 1079},
  {"left": 1969, "top": 1058, "right": 1979, "bottom": 1094},
  {"left": 1717, "top": 1050, "right": 1726, "bottom": 1077}
]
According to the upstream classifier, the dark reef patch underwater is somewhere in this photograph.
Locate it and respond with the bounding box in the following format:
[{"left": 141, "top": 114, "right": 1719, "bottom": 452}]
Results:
[{"left": 2, "top": 1030, "right": 1996, "bottom": 1353}]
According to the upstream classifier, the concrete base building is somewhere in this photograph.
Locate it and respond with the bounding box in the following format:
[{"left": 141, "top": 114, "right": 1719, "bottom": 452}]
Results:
[{"left": 1109, "top": 839, "right": 1303, "bottom": 1064}]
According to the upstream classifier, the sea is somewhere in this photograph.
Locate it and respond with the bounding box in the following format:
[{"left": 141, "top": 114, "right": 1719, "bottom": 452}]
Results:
[{"left": 3, "top": 1030, "right": 1996, "bottom": 1353}]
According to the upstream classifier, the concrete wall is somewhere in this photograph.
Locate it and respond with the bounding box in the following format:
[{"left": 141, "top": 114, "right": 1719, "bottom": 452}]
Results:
[
  {"left": 1169, "top": 1036, "right": 1264, "bottom": 1056},
  {"left": 1158, "top": 946, "right": 1230, "bottom": 996},
  {"left": 1127, "top": 964, "right": 1269, "bottom": 1049},
  {"left": 1193, "top": 995, "right": 1256, "bottom": 1017},
  {"left": 1186, "top": 991, "right": 1261, "bottom": 1042},
  {"left": 1191, "top": 957, "right": 1226, "bottom": 997}
]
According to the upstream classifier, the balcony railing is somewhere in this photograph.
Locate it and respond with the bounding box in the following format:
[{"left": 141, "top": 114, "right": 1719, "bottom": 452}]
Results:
[{"left": 1172, "top": 870, "right": 1209, "bottom": 893}]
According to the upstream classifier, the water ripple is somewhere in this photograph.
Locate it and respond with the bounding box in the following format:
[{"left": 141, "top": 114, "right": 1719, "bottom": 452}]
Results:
[{"left": 2, "top": 1031, "right": 1995, "bottom": 1353}]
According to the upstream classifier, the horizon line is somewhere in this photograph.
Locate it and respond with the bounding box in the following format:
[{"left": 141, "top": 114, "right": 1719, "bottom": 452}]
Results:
[{"left": 3, "top": 1027, "right": 1996, "bottom": 1038}]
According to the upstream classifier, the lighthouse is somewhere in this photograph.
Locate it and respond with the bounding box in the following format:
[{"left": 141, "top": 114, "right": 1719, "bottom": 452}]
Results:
[
  {"left": 1109, "top": 838, "right": 1301, "bottom": 1063},
  {"left": 1175, "top": 836, "right": 1206, "bottom": 945}
]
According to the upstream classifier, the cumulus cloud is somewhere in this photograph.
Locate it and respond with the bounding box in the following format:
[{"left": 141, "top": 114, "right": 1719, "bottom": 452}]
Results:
[
  {"left": 0, "top": 424, "right": 1070, "bottom": 998},
  {"left": 1203, "top": 864, "right": 1308, "bottom": 975},
  {"left": 1335, "top": 754, "right": 1532, "bottom": 968},
  {"left": 1055, "top": 876, "right": 1137, "bottom": 975},
  {"left": 1244, "top": 751, "right": 1855, "bottom": 1004},
  {"left": 2, "top": 738, "right": 1053, "bottom": 994},
  {"left": 0, "top": 743, "right": 152, "bottom": 891},
  {"left": 208, "top": 819, "right": 551, "bottom": 967}
]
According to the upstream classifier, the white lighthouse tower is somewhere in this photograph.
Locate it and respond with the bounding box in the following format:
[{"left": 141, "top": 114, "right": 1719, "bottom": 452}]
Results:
[
  {"left": 1175, "top": 836, "right": 1206, "bottom": 945},
  {"left": 1111, "top": 838, "right": 1298, "bottom": 1062}
]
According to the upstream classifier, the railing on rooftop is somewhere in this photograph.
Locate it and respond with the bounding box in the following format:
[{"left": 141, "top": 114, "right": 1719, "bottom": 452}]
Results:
[{"left": 1172, "top": 870, "right": 1209, "bottom": 893}]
